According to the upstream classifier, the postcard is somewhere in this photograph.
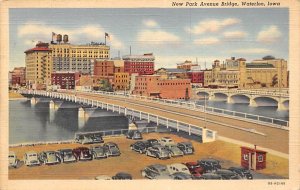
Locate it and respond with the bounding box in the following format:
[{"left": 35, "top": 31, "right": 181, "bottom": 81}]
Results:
[{"left": 0, "top": 0, "right": 299, "bottom": 190}]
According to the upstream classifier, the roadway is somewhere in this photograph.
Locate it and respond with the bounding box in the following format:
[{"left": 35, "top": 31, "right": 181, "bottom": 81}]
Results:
[{"left": 64, "top": 91, "right": 289, "bottom": 154}]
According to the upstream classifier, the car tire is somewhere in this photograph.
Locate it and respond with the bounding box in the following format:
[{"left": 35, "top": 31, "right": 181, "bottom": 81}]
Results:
[{"left": 93, "top": 153, "right": 96, "bottom": 159}]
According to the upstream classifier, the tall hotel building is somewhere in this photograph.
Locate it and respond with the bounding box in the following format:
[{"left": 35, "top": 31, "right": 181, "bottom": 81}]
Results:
[
  {"left": 25, "top": 34, "right": 110, "bottom": 85},
  {"left": 49, "top": 34, "right": 110, "bottom": 74},
  {"left": 24, "top": 42, "right": 52, "bottom": 85}
]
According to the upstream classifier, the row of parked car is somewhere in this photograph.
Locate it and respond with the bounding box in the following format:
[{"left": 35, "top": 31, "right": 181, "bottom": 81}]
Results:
[
  {"left": 130, "top": 137, "right": 194, "bottom": 159},
  {"left": 140, "top": 158, "right": 253, "bottom": 180},
  {"left": 9, "top": 142, "right": 121, "bottom": 168}
]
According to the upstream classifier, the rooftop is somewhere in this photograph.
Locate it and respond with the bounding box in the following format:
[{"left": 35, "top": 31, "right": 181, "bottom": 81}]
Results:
[
  {"left": 246, "top": 63, "right": 275, "bottom": 68},
  {"left": 24, "top": 47, "right": 51, "bottom": 53}
]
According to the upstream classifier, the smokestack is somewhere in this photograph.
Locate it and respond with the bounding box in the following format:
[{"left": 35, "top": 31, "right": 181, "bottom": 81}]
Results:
[
  {"left": 130, "top": 46, "right": 131, "bottom": 55},
  {"left": 118, "top": 50, "right": 120, "bottom": 59}
]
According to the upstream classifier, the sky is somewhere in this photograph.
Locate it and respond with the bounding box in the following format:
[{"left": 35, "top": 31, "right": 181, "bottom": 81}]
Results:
[{"left": 9, "top": 8, "right": 288, "bottom": 70}]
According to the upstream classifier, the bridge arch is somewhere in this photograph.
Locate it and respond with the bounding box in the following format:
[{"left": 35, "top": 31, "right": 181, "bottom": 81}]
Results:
[
  {"left": 211, "top": 92, "right": 228, "bottom": 101},
  {"left": 197, "top": 91, "right": 209, "bottom": 98},
  {"left": 250, "top": 96, "right": 279, "bottom": 107},
  {"left": 228, "top": 94, "right": 251, "bottom": 104}
]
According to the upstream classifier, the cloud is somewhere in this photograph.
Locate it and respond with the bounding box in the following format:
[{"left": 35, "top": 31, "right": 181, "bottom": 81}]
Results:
[
  {"left": 187, "top": 18, "right": 240, "bottom": 35},
  {"left": 231, "top": 48, "right": 271, "bottom": 54},
  {"left": 143, "top": 19, "right": 158, "bottom": 28},
  {"left": 223, "top": 31, "right": 247, "bottom": 39},
  {"left": 137, "top": 30, "right": 180, "bottom": 44},
  {"left": 18, "top": 22, "right": 124, "bottom": 49},
  {"left": 257, "top": 25, "right": 281, "bottom": 43},
  {"left": 193, "top": 37, "right": 220, "bottom": 45}
]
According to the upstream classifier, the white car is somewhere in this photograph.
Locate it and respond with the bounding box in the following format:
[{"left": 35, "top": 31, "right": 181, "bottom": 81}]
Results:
[
  {"left": 8, "top": 151, "right": 18, "bottom": 168},
  {"left": 167, "top": 163, "right": 191, "bottom": 175},
  {"left": 159, "top": 137, "right": 175, "bottom": 146},
  {"left": 23, "top": 151, "right": 41, "bottom": 166}
]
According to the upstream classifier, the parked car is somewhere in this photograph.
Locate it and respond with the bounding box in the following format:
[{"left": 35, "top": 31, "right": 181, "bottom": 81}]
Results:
[
  {"left": 146, "top": 139, "right": 160, "bottom": 147},
  {"left": 130, "top": 141, "right": 150, "bottom": 154},
  {"left": 91, "top": 133, "right": 104, "bottom": 143},
  {"left": 57, "top": 149, "right": 77, "bottom": 163},
  {"left": 75, "top": 134, "right": 94, "bottom": 144},
  {"left": 112, "top": 172, "right": 133, "bottom": 180},
  {"left": 167, "top": 163, "right": 191, "bottom": 175},
  {"left": 90, "top": 145, "right": 108, "bottom": 159},
  {"left": 214, "top": 169, "right": 241, "bottom": 180},
  {"left": 184, "top": 162, "right": 205, "bottom": 178},
  {"left": 39, "top": 151, "right": 60, "bottom": 165},
  {"left": 170, "top": 172, "right": 193, "bottom": 180},
  {"left": 126, "top": 130, "right": 143, "bottom": 140},
  {"left": 177, "top": 142, "right": 194, "bottom": 155},
  {"left": 228, "top": 167, "right": 253, "bottom": 179},
  {"left": 159, "top": 137, "right": 175, "bottom": 146},
  {"left": 198, "top": 173, "right": 222, "bottom": 180},
  {"left": 23, "top": 151, "right": 41, "bottom": 166},
  {"left": 141, "top": 164, "right": 170, "bottom": 179},
  {"left": 95, "top": 175, "right": 112, "bottom": 180},
  {"left": 8, "top": 151, "right": 19, "bottom": 168},
  {"left": 165, "top": 144, "right": 184, "bottom": 157},
  {"left": 103, "top": 142, "right": 121, "bottom": 156},
  {"left": 146, "top": 145, "right": 171, "bottom": 159},
  {"left": 72, "top": 147, "right": 93, "bottom": 161},
  {"left": 198, "top": 158, "right": 222, "bottom": 172}
]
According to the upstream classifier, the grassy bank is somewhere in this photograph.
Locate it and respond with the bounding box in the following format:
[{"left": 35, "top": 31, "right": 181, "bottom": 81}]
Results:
[{"left": 9, "top": 91, "right": 26, "bottom": 99}]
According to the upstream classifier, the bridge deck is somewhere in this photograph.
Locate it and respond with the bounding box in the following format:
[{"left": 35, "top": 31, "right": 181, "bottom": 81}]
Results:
[{"left": 70, "top": 91, "right": 288, "bottom": 154}]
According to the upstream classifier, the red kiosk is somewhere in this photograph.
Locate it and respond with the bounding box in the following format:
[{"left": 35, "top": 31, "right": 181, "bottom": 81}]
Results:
[{"left": 241, "top": 146, "right": 267, "bottom": 170}]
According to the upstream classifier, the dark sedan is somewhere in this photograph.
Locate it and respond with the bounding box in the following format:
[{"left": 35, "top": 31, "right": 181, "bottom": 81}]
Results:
[
  {"left": 198, "top": 158, "right": 222, "bottom": 172},
  {"left": 228, "top": 167, "right": 253, "bottom": 179},
  {"left": 146, "top": 139, "right": 160, "bottom": 147},
  {"left": 130, "top": 141, "right": 150, "bottom": 154},
  {"left": 214, "top": 169, "right": 241, "bottom": 180},
  {"left": 72, "top": 147, "right": 93, "bottom": 161},
  {"left": 177, "top": 142, "right": 194, "bottom": 155},
  {"left": 126, "top": 130, "right": 143, "bottom": 140},
  {"left": 112, "top": 172, "right": 133, "bottom": 180}
]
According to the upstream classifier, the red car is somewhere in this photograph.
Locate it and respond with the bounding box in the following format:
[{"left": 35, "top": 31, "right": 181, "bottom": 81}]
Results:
[
  {"left": 184, "top": 162, "right": 205, "bottom": 178},
  {"left": 72, "top": 147, "right": 93, "bottom": 161}
]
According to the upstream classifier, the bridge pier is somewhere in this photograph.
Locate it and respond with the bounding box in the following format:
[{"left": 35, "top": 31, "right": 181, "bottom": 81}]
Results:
[
  {"left": 202, "top": 128, "right": 217, "bottom": 143},
  {"left": 227, "top": 96, "right": 234, "bottom": 104},
  {"left": 249, "top": 98, "right": 257, "bottom": 107},
  {"left": 208, "top": 94, "right": 215, "bottom": 101},
  {"left": 277, "top": 101, "right": 288, "bottom": 111},
  {"left": 30, "top": 97, "right": 37, "bottom": 106}
]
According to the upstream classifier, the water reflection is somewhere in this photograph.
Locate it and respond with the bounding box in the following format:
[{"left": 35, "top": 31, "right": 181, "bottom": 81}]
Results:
[{"left": 9, "top": 100, "right": 128, "bottom": 144}]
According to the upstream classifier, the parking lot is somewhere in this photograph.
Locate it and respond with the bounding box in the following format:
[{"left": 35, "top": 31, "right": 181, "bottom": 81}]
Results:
[{"left": 9, "top": 133, "right": 288, "bottom": 179}]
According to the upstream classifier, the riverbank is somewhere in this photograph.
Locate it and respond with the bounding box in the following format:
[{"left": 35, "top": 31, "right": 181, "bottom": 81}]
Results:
[
  {"left": 9, "top": 91, "right": 26, "bottom": 100},
  {"left": 9, "top": 133, "right": 288, "bottom": 179}
]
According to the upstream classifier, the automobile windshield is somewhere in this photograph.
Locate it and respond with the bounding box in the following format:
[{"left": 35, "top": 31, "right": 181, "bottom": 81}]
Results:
[
  {"left": 29, "top": 154, "right": 37, "bottom": 157},
  {"left": 8, "top": 155, "right": 15, "bottom": 158},
  {"left": 48, "top": 152, "right": 55, "bottom": 156}
]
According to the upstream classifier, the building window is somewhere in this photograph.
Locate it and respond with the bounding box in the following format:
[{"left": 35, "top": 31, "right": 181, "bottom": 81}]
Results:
[
  {"left": 243, "top": 154, "right": 248, "bottom": 161},
  {"left": 258, "top": 155, "right": 264, "bottom": 162}
]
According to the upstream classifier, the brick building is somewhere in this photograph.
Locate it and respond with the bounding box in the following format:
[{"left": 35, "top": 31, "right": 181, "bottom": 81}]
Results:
[
  {"left": 11, "top": 67, "right": 26, "bottom": 86},
  {"left": 132, "top": 75, "right": 191, "bottom": 100},
  {"left": 51, "top": 71, "right": 80, "bottom": 89},
  {"left": 113, "top": 73, "right": 130, "bottom": 91},
  {"left": 123, "top": 53, "right": 155, "bottom": 75}
]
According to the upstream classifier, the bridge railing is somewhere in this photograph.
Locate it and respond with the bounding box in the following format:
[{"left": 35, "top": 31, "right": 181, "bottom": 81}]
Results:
[
  {"left": 84, "top": 90, "right": 289, "bottom": 128},
  {"left": 20, "top": 90, "right": 289, "bottom": 128}
]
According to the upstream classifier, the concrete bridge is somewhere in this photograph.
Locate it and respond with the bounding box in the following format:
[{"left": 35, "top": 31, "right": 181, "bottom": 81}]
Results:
[
  {"left": 22, "top": 90, "right": 217, "bottom": 144},
  {"left": 19, "top": 90, "right": 289, "bottom": 157},
  {"left": 193, "top": 88, "right": 289, "bottom": 110}
]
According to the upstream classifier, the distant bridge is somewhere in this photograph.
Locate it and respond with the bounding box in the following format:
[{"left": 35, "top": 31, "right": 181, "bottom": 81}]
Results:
[{"left": 193, "top": 88, "right": 289, "bottom": 110}]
